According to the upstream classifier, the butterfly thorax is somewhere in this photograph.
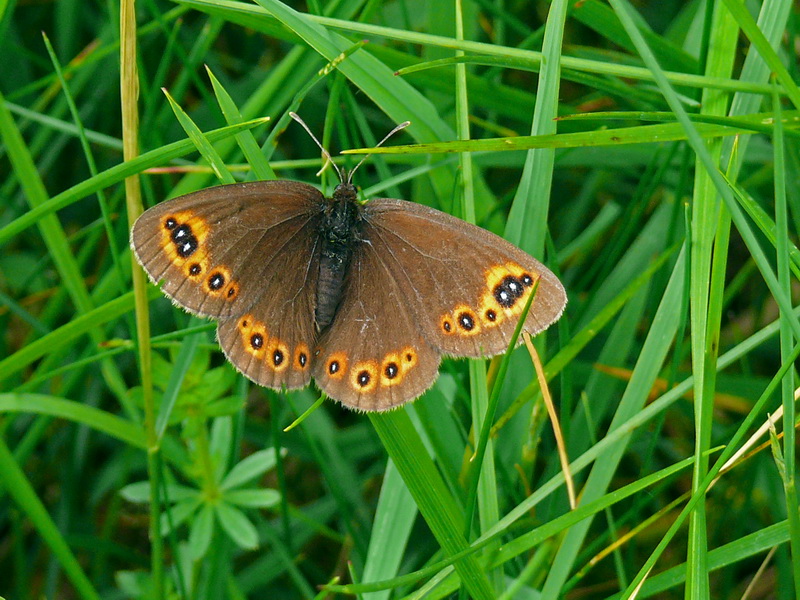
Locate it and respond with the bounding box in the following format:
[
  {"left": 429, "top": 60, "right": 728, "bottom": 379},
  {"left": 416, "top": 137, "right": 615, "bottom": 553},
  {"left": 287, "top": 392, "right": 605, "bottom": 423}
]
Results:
[{"left": 315, "top": 182, "right": 363, "bottom": 330}]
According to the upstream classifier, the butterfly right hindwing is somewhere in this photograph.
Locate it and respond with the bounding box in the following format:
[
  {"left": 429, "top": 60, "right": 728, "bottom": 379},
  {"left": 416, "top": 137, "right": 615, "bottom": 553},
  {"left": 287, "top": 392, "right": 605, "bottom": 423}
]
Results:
[{"left": 311, "top": 235, "right": 442, "bottom": 411}]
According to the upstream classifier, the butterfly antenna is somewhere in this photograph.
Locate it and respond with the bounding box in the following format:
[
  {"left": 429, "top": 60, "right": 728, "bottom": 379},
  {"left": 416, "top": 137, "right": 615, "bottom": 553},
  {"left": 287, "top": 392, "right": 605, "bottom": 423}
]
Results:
[
  {"left": 289, "top": 112, "right": 344, "bottom": 181},
  {"left": 347, "top": 120, "right": 411, "bottom": 184}
]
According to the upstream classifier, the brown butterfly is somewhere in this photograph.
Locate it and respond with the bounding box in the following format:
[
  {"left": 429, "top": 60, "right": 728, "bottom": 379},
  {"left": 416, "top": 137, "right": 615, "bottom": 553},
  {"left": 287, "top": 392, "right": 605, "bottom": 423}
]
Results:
[{"left": 130, "top": 120, "right": 566, "bottom": 411}]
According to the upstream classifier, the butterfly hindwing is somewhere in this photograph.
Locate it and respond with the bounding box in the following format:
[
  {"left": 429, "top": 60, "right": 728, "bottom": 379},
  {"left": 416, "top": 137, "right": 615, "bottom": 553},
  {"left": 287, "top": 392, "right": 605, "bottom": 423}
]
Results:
[
  {"left": 215, "top": 229, "right": 321, "bottom": 390},
  {"left": 311, "top": 237, "right": 442, "bottom": 411},
  {"left": 360, "top": 199, "right": 566, "bottom": 358}
]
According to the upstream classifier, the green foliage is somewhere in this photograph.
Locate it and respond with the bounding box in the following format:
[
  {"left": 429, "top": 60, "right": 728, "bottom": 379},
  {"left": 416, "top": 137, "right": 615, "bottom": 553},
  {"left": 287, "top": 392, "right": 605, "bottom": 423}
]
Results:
[{"left": 1, "top": 1, "right": 799, "bottom": 599}]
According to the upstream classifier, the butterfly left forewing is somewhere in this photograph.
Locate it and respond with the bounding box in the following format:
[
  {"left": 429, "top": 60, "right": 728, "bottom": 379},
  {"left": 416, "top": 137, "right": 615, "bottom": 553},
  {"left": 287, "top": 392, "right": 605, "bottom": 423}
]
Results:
[
  {"left": 361, "top": 199, "right": 566, "bottom": 358},
  {"left": 131, "top": 181, "right": 325, "bottom": 321},
  {"left": 311, "top": 239, "right": 441, "bottom": 411}
]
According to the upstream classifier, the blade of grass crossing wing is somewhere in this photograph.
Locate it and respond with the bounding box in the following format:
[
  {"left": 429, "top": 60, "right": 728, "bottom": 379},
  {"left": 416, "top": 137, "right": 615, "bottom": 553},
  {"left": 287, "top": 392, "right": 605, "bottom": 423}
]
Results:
[{"left": 369, "top": 409, "right": 495, "bottom": 600}]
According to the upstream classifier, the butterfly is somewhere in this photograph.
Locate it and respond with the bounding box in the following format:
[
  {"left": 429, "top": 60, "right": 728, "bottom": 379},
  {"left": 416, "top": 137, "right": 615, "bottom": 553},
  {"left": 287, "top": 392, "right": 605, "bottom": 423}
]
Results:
[{"left": 130, "top": 120, "right": 566, "bottom": 411}]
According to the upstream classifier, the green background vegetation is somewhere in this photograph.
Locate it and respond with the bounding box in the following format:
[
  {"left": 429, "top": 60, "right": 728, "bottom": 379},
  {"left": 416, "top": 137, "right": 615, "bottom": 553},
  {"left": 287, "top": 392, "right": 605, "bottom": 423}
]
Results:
[{"left": 1, "top": 0, "right": 799, "bottom": 598}]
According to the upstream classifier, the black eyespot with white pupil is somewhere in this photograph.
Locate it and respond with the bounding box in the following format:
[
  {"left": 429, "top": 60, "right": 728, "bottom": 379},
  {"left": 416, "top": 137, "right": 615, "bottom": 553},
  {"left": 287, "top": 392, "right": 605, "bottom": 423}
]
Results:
[
  {"left": 357, "top": 371, "right": 371, "bottom": 387},
  {"left": 250, "top": 333, "right": 263, "bottom": 349},
  {"left": 299, "top": 353, "right": 307, "bottom": 367},
  {"left": 458, "top": 312, "right": 475, "bottom": 331},
  {"left": 273, "top": 349, "right": 284, "bottom": 366},
  {"left": 486, "top": 309, "right": 497, "bottom": 322},
  {"left": 522, "top": 273, "right": 534, "bottom": 286},
  {"left": 385, "top": 363, "right": 399, "bottom": 379},
  {"left": 208, "top": 273, "right": 225, "bottom": 291},
  {"left": 493, "top": 275, "right": 524, "bottom": 308},
  {"left": 170, "top": 224, "right": 198, "bottom": 258},
  {"left": 504, "top": 276, "right": 523, "bottom": 297},
  {"left": 189, "top": 263, "right": 201, "bottom": 276},
  {"left": 329, "top": 360, "right": 339, "bottom": 374}
]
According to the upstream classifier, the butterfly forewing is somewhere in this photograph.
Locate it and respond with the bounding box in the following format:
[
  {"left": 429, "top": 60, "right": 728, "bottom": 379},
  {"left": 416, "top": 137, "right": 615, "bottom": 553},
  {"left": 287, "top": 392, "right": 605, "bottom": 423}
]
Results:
[
  {"left": 361, "top": 199, "right": 566, "bottom": 358},
  {"left": 311, "top": 238, "right": 442, "bottom": 411},
  {"left": 131, "top": 181, "right": 325, "bottom": 320}
]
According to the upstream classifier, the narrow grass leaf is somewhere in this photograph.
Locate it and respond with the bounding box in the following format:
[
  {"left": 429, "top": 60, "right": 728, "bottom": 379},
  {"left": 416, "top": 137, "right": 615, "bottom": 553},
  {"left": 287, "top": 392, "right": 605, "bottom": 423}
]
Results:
[
  {"left": 0, "top": 394, "right": 146, "bottom": 448},
  {"left": 369, "top": 409, "right": 495, "bottom": 600}
]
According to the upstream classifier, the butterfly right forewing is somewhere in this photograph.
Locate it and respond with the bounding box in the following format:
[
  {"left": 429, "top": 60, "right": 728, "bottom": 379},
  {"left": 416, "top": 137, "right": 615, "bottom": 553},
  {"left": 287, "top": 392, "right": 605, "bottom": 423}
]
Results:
[{"left": 361, "top": 199, "right": 566, "bottom": 358}]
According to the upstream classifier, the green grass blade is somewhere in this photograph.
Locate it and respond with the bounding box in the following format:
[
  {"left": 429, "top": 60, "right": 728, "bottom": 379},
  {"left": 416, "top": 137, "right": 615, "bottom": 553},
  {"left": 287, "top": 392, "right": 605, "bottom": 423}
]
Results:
[{"left": 369, "top": 409, "right": 495, "bottom": 600}]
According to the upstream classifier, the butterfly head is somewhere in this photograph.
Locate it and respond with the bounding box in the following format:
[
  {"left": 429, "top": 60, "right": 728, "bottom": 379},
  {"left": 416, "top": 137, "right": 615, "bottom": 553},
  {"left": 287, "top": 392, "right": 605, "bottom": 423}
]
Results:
[
  {"left": 333, "top": 180, "right": 358, "bottom": 203},
  {"left": 325, "top": 182, "right": 362, "bottom": 243}
]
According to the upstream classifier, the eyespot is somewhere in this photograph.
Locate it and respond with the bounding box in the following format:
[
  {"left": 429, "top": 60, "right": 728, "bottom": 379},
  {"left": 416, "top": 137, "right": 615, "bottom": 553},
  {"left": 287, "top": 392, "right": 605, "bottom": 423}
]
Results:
[
  {"left": 205, "top": 266, "right": 233, "bottom": 296},
  {"left": 380, "top": 353, "right": 406, "bottom": 387},
  {"left": 267, "top": 339, "right": 289, "bottom": 372},
  {"left": 294, "top": 344, "right": 310, "bottom": 371},
  {"left": 457, "top": 311, "right": 475, "bottom": 331},
  {"left": 350, "top": 361, "right": 378, "bottom": 393},
  {"left": 451, "top": 306, "right": 481, "bottom": 336},
  {"left": 250, "top": 333, "right": 264, "bottom": 350},
  {"left": 385, "top": 363, "right": 398, "bottom": 379},
  {"left": 440, "top": 315, "right": 454, "bottom": 334},
  {"left": 237, "top": 315, "right": 267, "bottom": 356},
  {"left": 159, "top": 211, "right": 211, "bottom": 268},
  {"left": 326, "top": 353, "right": 348, "bottom": 380},
  {"left": 208, "top": 272, "right": 225, "bottom": 291},
  {"left": 401, "top": 348, "right": 417, "bottom": 370}
]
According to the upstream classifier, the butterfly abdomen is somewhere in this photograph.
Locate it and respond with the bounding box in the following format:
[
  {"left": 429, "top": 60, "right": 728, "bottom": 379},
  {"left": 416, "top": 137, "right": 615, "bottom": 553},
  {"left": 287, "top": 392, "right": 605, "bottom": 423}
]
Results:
[{"left": 314, "top": 183, "right": 363, "bottom": 330}]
